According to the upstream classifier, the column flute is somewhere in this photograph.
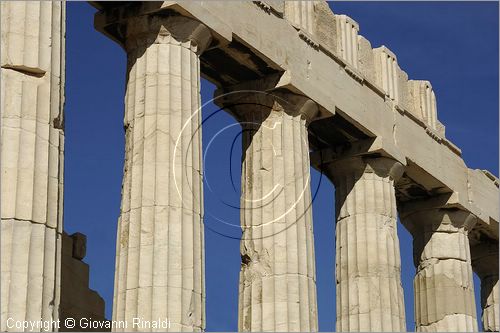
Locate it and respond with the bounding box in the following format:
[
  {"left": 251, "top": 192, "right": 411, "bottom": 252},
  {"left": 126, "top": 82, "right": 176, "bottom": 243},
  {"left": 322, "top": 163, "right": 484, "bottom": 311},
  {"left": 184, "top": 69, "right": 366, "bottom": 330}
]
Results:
[
  {"left": 324, "top": 156, "right": 407, "bottom": 332},
  {"left": 111, "top": 14, "right": 211, "bottom": 331},
  {"left": 219, "top": 88, "right": 319, "bottom": 331},
  {"left": 400, "top": 205, "right": 478, "bottom": 332},
  {"left": 1, "top": 2, "right": 65, "bottom": 330}
]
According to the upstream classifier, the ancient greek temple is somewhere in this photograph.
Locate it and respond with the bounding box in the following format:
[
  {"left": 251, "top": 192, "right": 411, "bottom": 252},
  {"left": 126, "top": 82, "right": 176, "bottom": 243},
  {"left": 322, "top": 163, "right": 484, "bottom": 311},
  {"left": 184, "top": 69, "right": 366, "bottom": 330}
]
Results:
[{"left": 1, "top": 1, "right": 498, "bottom": 332}]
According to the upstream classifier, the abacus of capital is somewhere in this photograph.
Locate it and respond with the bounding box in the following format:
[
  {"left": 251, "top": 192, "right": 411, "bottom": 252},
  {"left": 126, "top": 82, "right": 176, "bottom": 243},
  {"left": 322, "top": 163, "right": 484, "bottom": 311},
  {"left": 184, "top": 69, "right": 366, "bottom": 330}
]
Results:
[{"left": 1, "top": 1, "right": 498, "bottom": 332}]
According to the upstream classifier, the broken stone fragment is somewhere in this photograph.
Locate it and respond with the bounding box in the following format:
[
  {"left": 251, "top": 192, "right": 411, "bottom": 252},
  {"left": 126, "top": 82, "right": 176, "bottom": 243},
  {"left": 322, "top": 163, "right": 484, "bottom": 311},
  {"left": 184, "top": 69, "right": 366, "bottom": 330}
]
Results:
[{"left": 71, "top": 232, "right": 87, "bottom": 260}]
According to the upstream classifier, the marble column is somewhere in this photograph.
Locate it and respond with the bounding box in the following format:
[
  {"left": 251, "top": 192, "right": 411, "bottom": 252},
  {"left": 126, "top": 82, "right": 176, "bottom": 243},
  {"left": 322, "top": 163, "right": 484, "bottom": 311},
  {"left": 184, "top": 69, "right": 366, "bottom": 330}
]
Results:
[
  {"left": 325, "top": 156, "right": 406, "bottom": 332},
  {"left": 1, "top": 1, "right": 65, "bottom": 331},
  {"left": 112, "top": 15, "right": 211, "bottom": 331},
  {"left": 401, "top": 208, "right": 478, "bottom": 332},
  {"left": 471, "top": 240, "right": 499, "bottom": 332},
  {"left": 284, "top": 1, "right": 315, "bottom": 36},
  {"left": 231, "top": 91, "right": 318, "bottom": 331}
]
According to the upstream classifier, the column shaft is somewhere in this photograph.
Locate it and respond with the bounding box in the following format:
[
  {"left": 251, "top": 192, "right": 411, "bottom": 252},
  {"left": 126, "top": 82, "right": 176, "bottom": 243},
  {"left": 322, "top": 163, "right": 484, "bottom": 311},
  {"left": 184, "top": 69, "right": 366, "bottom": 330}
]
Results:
[
  {"left": 1, "top": 2, "right": 65, "bottom": 330},
  {"left": 402, "top": 209, "right": 478, "bottom": 332},
  {"left": 326, "top": 157, "right": 406, "bottom": 332},
  {"left": 481, "top": 276, "right": 499, "bottom": 332},
  {"left": 471, "top": 241, "right": 499, "bottom": 332},
  {"left": 236, "top": 93, "right": 318, "bottom": 331},
  {"left": 112, "top": 16, "right": 210, "bottom": 332}
]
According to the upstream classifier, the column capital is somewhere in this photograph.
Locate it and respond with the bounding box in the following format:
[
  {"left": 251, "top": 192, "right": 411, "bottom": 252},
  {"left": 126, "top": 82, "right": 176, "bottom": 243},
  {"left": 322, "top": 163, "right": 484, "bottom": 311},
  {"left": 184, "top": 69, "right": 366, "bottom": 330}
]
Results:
[
  {"left": 324, "top": 155, "right": 404, "bottom": 186},
  {"left": 124, "top": 14, "right": 212, "bottom": 54},
  {"left": 401, "top": 205, "right": 477, "bottom": 236},
  {"left": 215, "top": 84, "right": 319, "bottom": 124},
  {"left": 274, "top": 90, "right": 319, "bottom": 123}
]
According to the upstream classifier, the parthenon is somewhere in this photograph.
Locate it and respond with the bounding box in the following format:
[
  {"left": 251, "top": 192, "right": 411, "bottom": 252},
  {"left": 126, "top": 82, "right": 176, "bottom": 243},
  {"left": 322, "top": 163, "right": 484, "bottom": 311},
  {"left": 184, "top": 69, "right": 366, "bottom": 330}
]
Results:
[{"left": 1, "top": 1, "right": 498, "bottom": 332}]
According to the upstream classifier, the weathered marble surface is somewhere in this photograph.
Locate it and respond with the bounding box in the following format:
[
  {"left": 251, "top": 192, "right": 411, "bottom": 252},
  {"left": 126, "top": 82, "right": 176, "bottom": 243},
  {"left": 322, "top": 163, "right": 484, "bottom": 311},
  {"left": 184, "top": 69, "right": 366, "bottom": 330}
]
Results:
[
  {"left": 325, "top": 157, "right": 406, "bottom": 332},
  {"left": 1, "top": 2, "right": 65, "bottom": 330},
  {"left": 111, "top": 15, "right": 211, "bottom": 332},
  {"left": 2, "top": 1, "right": 498, "bottom": 332},
  {"left": 221, "top": 91, "right": 319, "bottom": 331},
  {"left": 401, "top": 208, "right": 478, "bottom": 332}
]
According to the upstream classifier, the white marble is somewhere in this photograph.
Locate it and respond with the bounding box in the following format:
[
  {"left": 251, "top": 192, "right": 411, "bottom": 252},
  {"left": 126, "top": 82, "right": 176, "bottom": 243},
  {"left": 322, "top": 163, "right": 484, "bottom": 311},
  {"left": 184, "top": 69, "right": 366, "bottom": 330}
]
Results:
[
  {"left": 325, "top": 156, "right": 406, "bottom": 332},
  {"left": 112, "top": 15, "right": 211, "bottom": 332},
  {"left": 401, "top": 208, "right": 478, "bottom": 332},
  {"left": 1, "top": 1, "right": 65, "bottom": 330},
  {"left": 223, "top": 91, "right": 319, "bottom": 331}
]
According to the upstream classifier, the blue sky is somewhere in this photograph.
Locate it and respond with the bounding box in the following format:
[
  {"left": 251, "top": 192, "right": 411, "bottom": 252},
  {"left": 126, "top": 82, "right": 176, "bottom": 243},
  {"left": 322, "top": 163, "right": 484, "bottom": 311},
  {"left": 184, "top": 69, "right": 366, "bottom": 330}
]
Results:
[{"left": 64, "top": 2, "right": 498, "bottom": 331}]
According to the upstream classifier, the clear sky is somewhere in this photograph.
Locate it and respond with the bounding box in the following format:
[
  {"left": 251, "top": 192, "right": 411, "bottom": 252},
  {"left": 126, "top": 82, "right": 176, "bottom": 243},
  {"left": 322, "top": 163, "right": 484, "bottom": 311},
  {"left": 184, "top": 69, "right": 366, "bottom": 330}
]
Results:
[{"left": 64, "top": 1, "right": 498, "bottom": 331}]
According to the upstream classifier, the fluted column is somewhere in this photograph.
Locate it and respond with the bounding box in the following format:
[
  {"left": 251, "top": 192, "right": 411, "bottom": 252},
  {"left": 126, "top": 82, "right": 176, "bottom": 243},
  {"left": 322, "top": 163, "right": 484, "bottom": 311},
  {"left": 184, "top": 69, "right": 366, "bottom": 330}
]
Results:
[
  {"left": 112, "top": 15, "right": 211, "bottom": 331},
  {"left": 471, "top": 240, "right": 499, "bottom": 332},
  {"left": 227, "top": 91, "right": 318, "bottom": 331},
  {"left": 284, "top": 1, "right": 315, "bottom": 35},
  {"left": 324, "top": 156, "right": 406, "bottom": 332},
  {"left": 400, "top": 208, "right": 478, "bottom": 332},
  {"left": 1, "top": 1, "right": 65, "bottom": 331}
]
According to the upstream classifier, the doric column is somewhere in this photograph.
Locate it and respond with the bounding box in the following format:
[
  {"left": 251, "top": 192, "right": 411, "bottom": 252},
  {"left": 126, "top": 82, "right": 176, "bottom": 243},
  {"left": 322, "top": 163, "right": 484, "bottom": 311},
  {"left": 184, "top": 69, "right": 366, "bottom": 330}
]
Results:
[
  {"left": 471, "top": 240, "right": 499, "bottom": 332},
  {"left": 324, "top": 156, "right": 406, "bottom": 332},
  {"left": 225, "top": 91, "right": 319, "bottom": 331},
  {"left": 400, "top": 208, "right": 478, "bottom": 332},
  {"left": 1, "top": 2, "right": 65, "bottom": 330},
  {"left": 112, "top": 15, "right": 211, "bottom": 331}
]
